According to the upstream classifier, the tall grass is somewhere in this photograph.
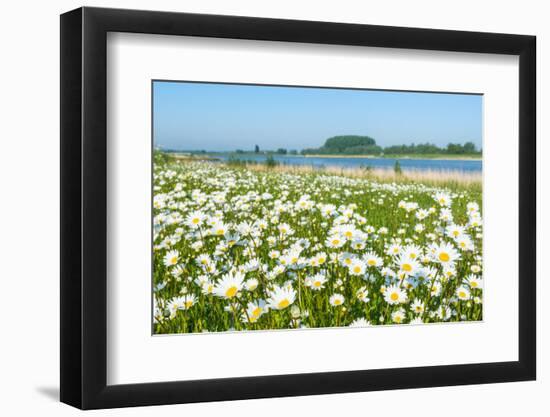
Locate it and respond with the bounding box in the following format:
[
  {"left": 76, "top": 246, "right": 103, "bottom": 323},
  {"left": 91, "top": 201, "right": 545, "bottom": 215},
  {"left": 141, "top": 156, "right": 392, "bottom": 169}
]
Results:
[{"left": 222, "top": 161, "right": 482, "bottom": 191}]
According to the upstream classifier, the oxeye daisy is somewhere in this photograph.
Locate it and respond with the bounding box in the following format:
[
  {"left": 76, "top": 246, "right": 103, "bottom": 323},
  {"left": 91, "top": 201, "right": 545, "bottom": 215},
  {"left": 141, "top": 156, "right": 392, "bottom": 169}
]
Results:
[
  {"left": 326, "top": 234, "right": 345, "bottom": 249},
  {"left": 211, "top": 221, "right": 228, "bottom": 236},
  {"left": 277, "top": 223, "right": 292, "bottom": 235},
  {"left": 396, "top": 254, "right": 420, "bottom": 276},
  {"left": 244, "top": 300, "right": 267, "bottom": 323},
  {"left": 267, "top": 285, "right": 297, "bottom": 310},
  {"left": 437, "top": 305, "right": 452, "bottom": 321},
  {"left": 386, "top": 243, "right": 402, "bottom": 256},
  {"left": 306, "top": 273, "right": 327, "bottom": 290},
  {"left": 185, "top": 210, "right": 205, "bottom": 228},
  {"left": 213, "top": 271, "right": 245, "bottom": 299},
  {"left": 348, "top": 259, "right": 366, "bottom": 276},
  {"left": 434, "top": 192, "right": 452, "bottom": 207},
  {"left": 446, "top": 224, "right": 466, "bottom": 240},
  {"left": 170, "top": 264, "right": 185, "bottom": 278},
  {"left": 430, "top": 281, "right": 442, "bottom": 297},
  {"left": 245, "top": 278, "right": 259, "bottom": 291},
  {"left": 315, "top": 252, "right": 327, "bottom": 265},
  {"left": 352, "top": 241, "right": 366, "bottom": 252},
  {"left": 431, "top": 242, "right": 461, "bottom": 266},
  {"left": 356, "top": 286, "right": 370, "bottom": 303},
  {"left": 182, "top": 294, "right": 196, "bottom": 309},
  {"left": 409, "top": 317, "right": 424, "bottom": 325},
  {"left": 391, "top": 308, "right": 406, "bottom": 324},
  {"left": 340, "top": 224, "right": 357, "bottom": 240},
  {"left": 466, "top": 275, "right": 483, "bottom": 289},
  {"left": 410, "top": 299, "right": 425, "bottom": 314},
  {"left": 163, "top": 250, "right": 179, "bottom": 267},
  {"left": 349, "top": 318, "right": 371, "bottom": 327},
  {"left": 467, "top": 202, "right": 480, "bottom": 213},
  {"left": 363, "top": 251, "right": 383, "bottom": 268},
  {"left": 201, "top": 280, "right": 215, "bottom": 295},
  {"left": 403, "top": 244, "right": 422, "bottom": 260},
  {"left": 456, "top": 235, "right": 474, "bottom": 251},
  {"left": 456, "top": 286, "right": 471, "bottom": 300},
  {"left": 339, "top": 252, "right": 356, "bottom": 267},
  {"left": 384, "top": 285, "right": 408, "bottom": 305},
  {"left": 439, "top": 208, "right": 454, "bottom": 222},
  {"left": 329, "top": 293, "right": 345, "bottom": 307},
  {"left": 224, "top": 232, "right": 241, "bottom": 247}
]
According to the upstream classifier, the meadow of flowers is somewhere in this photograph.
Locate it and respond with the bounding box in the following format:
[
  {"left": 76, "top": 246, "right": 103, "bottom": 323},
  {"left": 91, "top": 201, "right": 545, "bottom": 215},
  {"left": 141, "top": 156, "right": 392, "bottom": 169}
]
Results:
[{"left": 153, "top": 154, "right": 483, "bottom": 334}]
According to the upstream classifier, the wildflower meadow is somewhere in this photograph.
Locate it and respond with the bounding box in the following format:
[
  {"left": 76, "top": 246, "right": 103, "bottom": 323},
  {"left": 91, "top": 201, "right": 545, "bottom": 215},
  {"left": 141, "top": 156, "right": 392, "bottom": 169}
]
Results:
[{"left": 153, "top": 153, "right": 483, "bottom": 334}]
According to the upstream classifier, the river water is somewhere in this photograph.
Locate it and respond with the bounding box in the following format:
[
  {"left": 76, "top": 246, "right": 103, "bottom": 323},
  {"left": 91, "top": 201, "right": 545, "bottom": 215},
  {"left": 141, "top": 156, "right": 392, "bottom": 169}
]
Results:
[{"left": 215, "top": 154, "right": 482, "bottom": 172}]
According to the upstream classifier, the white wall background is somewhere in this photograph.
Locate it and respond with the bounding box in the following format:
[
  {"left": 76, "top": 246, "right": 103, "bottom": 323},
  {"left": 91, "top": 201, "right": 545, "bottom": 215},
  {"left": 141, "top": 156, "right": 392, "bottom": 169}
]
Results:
[{"left": 0, "top": 0, "right": 545, "bottom": 415}]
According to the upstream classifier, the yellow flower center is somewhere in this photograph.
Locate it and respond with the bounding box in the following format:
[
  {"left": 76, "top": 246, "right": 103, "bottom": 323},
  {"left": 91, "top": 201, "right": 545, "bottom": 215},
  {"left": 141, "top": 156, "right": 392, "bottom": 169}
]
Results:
[
  {"left": 402, "top": 263, "right": 412, "bottom": 272},
  {"left": 345, "top": 231, "right": 353, "bottom": 238},
  {"left": 170, "top": 257, "right": 178, "bottom": 264},
  {"left": 225, "top": 286, "right": 238, "bottom": 298},
  {"left": 252, "top": 307, "right": 262, "bottom": 317},
  {"left": 459, "top": 291, "right": 467, "bottom": 298},
  {"left": 318, "top": 257, "right": 326, "bottom": 264},
  {"left": 367, "top": 259, "right": 376, "bottom": 266},
  {"left": 345, "top": 258, "right": 352, "bottom": 265},
  {"left": 334, "top": 299, "right": 342, "bottom": 305},
  {"left": 353, "top": 266, "right": 362, "bottom": 274},
  {"left": 314, "top": 281, "right": 322, "bottom": 288},
  {"left": 471, "top": 282, "right": 478, "bottom": 288},
  {"left": 453, "top": 230, "right": 459, "bottom": 237},
  {"left": 192, "top": 218, "right": 200, "bottom": 224},
  {"left": 185, "top": 301, "right": 193, "bottom": 308},
  {"left": 439, "top": 252, "right": 450, "bottom": 262},
  {"left": 390, "top": 292, "right": 399, "bottom": 301},
  {"left": 394, "top": 316, "right": 402, "bottom": 323},
  {"left": 216, "top": 229, "right": 225, "bottom": 235},
  {"left": 331, "top": 239, "right": 340, "bottom": 246},
  {"left": 278, "top": 299, "right": 290, "bottom": 309}
]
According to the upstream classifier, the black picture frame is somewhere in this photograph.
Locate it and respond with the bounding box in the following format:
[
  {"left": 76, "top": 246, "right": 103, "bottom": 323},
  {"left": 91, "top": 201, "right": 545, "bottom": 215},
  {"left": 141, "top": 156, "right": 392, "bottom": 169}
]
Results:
[{"left": 60, "top": 6, "right": 536, "bottom": 410}]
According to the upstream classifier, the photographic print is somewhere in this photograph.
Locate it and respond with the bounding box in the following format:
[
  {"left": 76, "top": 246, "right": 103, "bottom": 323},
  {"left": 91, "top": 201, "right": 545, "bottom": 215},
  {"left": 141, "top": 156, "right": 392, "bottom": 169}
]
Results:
[{"left": 152, "top": 81, "right": 483, "bottom": 335}]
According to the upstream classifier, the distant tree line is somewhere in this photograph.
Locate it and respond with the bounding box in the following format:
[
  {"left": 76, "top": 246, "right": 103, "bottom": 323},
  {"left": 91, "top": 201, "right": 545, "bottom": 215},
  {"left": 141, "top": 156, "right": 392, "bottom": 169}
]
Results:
[
  {"left": 383, "top": 141, "right": 480, "bottom": 155},
  {"left": 235, "top": 147, "right": 298, "bottom": 155},
  {"left": 302, "top": 135, "right": 381, "bottom": 155},
  {"left": 301, "top": 135, "right": 481, "bottom": 156},
  {"left": 167, "top": 136, "right": 480, "bottom": 157}
]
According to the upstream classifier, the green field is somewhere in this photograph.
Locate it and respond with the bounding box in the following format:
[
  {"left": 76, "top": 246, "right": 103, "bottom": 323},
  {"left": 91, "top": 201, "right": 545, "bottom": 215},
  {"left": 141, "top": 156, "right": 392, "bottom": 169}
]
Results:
[{"left": 153, "top": 153, "right": 483, "bottom": 334}]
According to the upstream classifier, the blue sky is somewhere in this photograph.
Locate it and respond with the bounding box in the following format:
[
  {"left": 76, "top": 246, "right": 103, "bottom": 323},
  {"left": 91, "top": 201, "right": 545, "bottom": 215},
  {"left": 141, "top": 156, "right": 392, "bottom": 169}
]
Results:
[{"left": 153, "top": 81, "right": 482, "bottom": 151}]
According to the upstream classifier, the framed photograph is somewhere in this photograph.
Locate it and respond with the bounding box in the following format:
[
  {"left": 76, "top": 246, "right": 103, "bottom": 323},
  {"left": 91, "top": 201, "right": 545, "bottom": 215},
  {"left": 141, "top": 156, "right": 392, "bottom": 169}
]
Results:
[{"left": 60, "top": 6, "right": 536, "bottom": 409}]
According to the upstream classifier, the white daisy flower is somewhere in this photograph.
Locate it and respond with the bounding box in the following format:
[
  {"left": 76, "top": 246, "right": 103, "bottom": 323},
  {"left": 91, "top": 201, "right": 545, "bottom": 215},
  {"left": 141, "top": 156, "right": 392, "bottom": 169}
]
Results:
[
  {"left": 329, "top": 293, "right": 345, "bottom": 306},
  {"left": 213, "top": 271, "right": 245, "bottom": 299},
  {"left": 267, "top": 285, "right": 297, "bottom": 310}
]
